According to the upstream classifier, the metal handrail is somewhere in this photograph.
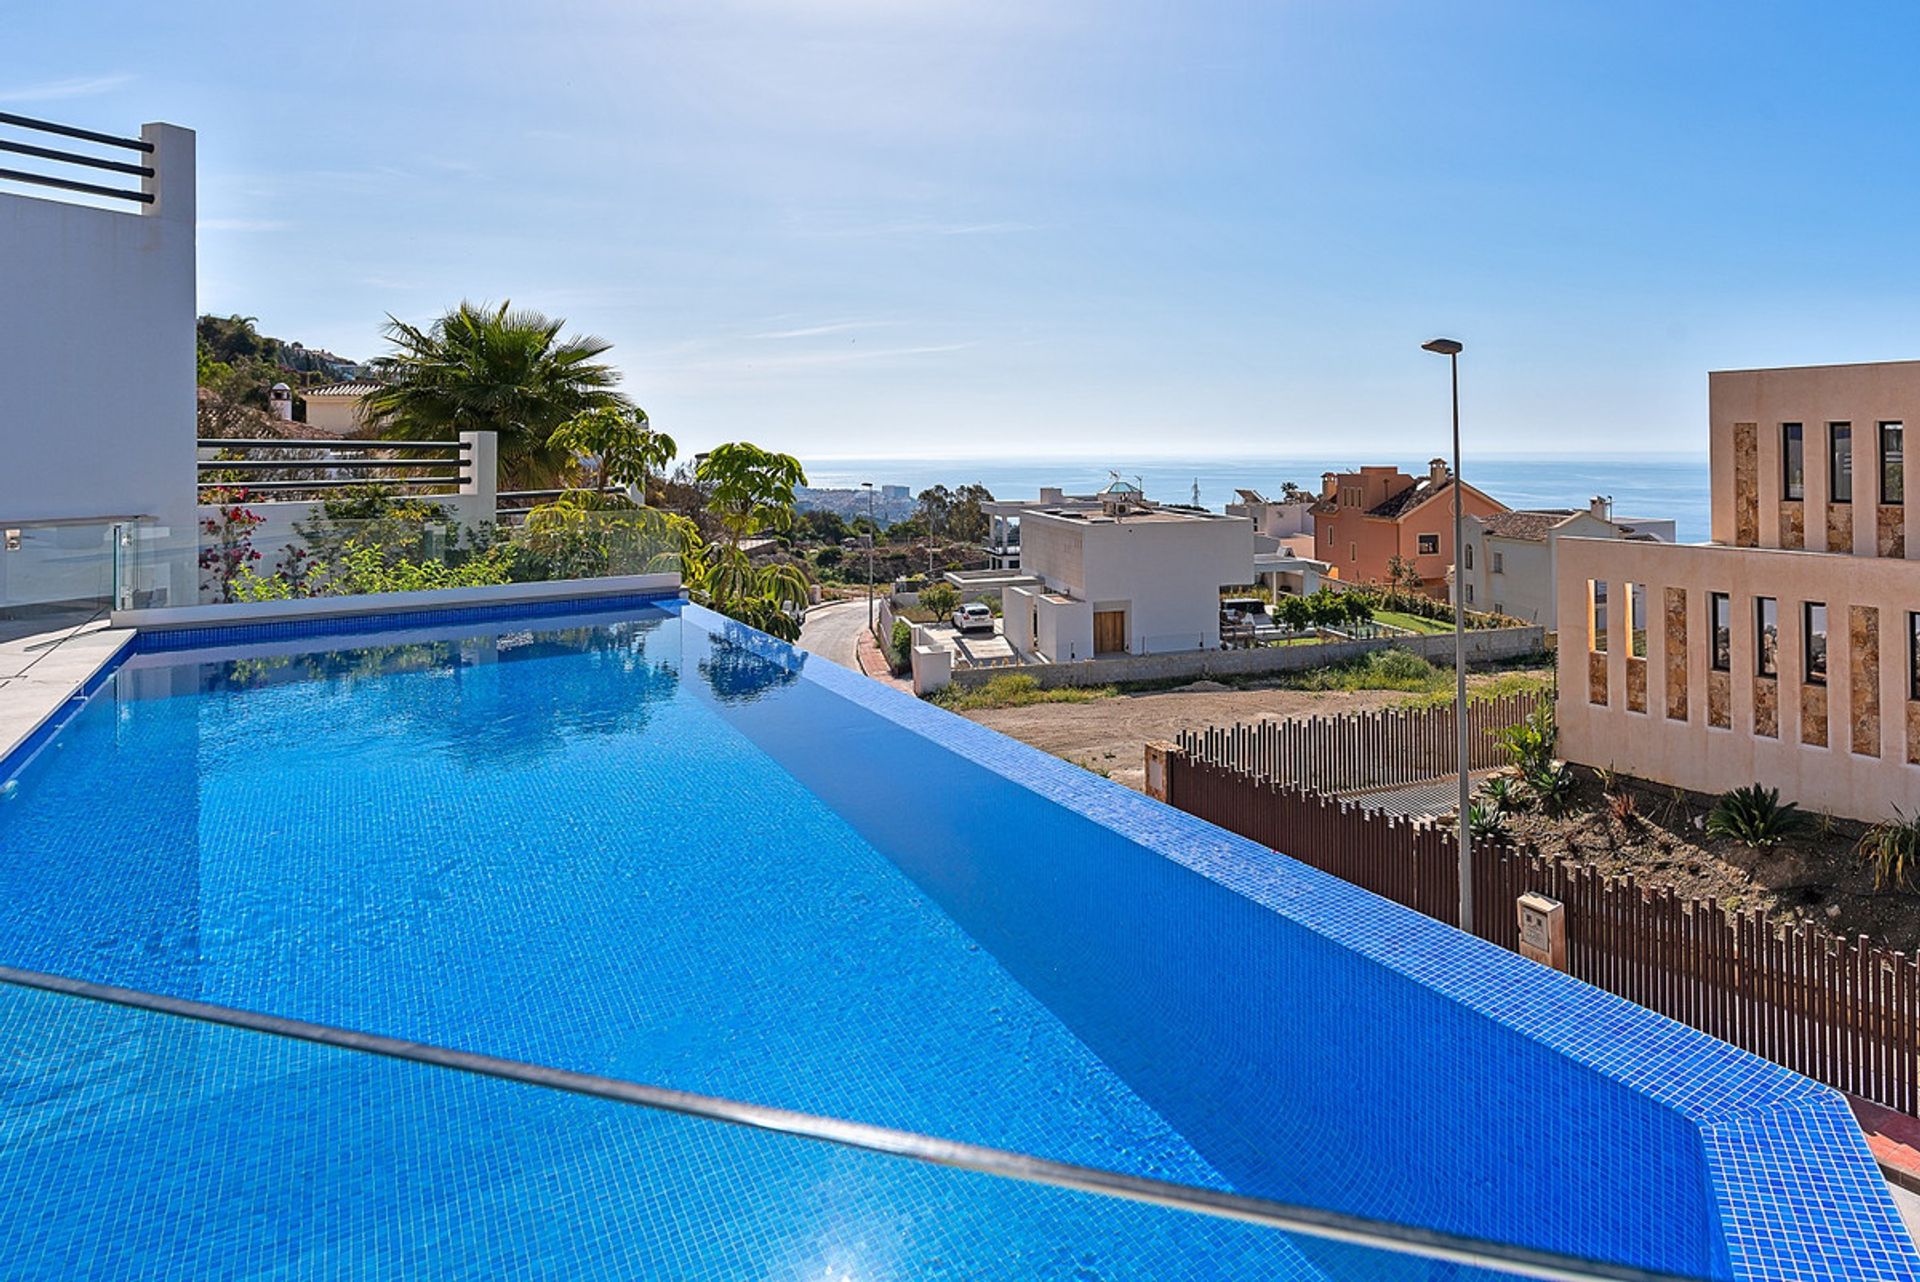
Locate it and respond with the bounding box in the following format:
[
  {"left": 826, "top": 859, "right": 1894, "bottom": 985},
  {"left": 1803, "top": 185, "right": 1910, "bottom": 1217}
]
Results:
[
  {"left": 0, "top": 963, "right": 1701, "bottom": 1282},
  {"left": 196, "top": 478, "right": 466, "bottom": 494},
  {"left": 0, "top": 111, "right": 152, "bottom": 152},
  {"left": 197, "top": 438, "right": 467, "bottom": 451},
  {"left": 199, "top": 458, "right": 466, "bottom": 470},
  {"left": 0, "top": 112, "right": 154, "bottom": 205}
]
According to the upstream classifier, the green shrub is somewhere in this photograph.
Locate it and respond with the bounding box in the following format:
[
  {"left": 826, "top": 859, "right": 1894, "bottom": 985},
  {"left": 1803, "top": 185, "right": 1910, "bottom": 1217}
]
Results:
[
  {"left": 1481, "top": 775, "right": 1528, "bottom": 814},
  {"left": 1859, "top": 808, "right": 1920, "bottom": 890},
  {"left": 889, "top": 619, "right": 914, "bottom": 674},
  {"left": 1367, "top": 648, "right": 1438, "bottom": 682},
  {"left": 919, "top": 582, "right": 958, "bottom": 619},
  {"left": 1705, "top": 785, "right": 1806, "bottom": 848},
  {"left": 1498, "top": 704, "right": 1557, "bottom": 778},
  {"left": 1525, "top": 761, "right": 1577, "bottom": 815}
]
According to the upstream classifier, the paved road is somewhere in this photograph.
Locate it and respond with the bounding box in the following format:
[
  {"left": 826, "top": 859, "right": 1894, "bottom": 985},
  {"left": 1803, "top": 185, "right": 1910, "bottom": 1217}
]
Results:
[{"left": 796, "top": 598, "right": 874, "bottom": 671}]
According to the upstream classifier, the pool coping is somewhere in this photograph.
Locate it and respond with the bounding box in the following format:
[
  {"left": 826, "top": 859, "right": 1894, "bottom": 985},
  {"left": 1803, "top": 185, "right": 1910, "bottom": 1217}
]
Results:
[
  {"left": 0, "top": 619, "right": 138, "bottom": 779},
  {"left": 7, "top": 592, "right": 1916, "bottom": 1280}
]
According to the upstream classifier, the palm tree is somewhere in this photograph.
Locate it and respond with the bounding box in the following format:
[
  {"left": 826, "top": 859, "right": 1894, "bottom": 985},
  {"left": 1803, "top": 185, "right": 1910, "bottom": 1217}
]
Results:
[{"left": 366, "top": 301, "right": 628, "bottom": 488}]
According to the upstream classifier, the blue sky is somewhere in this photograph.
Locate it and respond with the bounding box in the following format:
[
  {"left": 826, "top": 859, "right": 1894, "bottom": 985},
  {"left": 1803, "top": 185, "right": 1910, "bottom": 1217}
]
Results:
[{"left": 8, "top": 1, "right": 1920, "bottom": 461}]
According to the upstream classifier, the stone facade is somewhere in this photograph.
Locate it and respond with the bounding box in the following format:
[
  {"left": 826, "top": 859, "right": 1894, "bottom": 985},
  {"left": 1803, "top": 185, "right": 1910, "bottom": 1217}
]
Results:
[
  {"left": 1779, "top": 501, "right": 1805, "bottom": 549},
  {"left": 1800, "top": 682, "right": 1828, "bottom": 748},
  {"left": 1852, "top": 605, "right": 1880, "bottom": 758},
  {"left": 1733, "top": 423, "right": 1758, "bottom": 547},
  {"left": 1625, "top": 656, "right": 1648, "bottom": 713},
  {"left": 1879, "top": 504, "right": 1906, "bottom": 558},
  {"left": 1588, "top": 650, "right": 1608, "bottom": 706},
  {"left": 1753, "top": 677, "right": 1778, "bottom": 738},
  {"left": 1910, "top": 700, "right": 1920, "bottom": 766},
  {"left": 1664, "top": 587, "right": 1688, "bottom": 721},
  {"left": 1707, "top": 671, "right": 1731, "bottom": 729},
  {"left": 1827, "top": 503, "right": 1853, "bottom": 555}
]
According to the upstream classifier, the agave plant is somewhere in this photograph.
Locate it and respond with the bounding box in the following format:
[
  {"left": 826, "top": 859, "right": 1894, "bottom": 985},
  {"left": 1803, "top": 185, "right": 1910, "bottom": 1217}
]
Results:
[
  {"left": 1466, "top": 801, "right": 1508, "bottom": 842},
  {"left": 1705, "top": 785, "right": 1806, "bottom": 849},
  {"left": 1524, "top": 761, "right": 1577, "bottom": 816},
  {"left": 1481, "top": 775, "right": 1528, "bottom": 814},
  {"left": 1860, "top": 808, "right": 1920, "bottom": 891}
]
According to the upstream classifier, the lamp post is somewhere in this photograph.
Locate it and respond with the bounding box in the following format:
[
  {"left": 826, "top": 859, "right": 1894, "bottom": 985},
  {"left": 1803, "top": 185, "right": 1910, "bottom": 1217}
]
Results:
[
  {"left": 1421, "top": 336, "right": 1472, "bottom": 934},
  {"left": 861, "top": 482, "right": 876, "bottom": 634}
]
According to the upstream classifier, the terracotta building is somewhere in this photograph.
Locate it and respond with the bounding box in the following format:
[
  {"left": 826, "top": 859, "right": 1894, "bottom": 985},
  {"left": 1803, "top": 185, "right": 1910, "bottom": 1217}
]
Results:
[
  {"left": 1311, "top": 460, "right": 1508, "bottom": 598},
  {"left": 1557, "top": 360, "right": 1920, "bottom": 822}
]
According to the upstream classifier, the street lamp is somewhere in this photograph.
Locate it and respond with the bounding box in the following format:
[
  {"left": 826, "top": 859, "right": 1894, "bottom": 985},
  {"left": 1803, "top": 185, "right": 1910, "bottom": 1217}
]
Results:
[
  {"left": 1421, "top": 336, "right": 1472, "bottom": 934},
  {"left": 861, "top": 482, "right": 876, "bottom": 634}
]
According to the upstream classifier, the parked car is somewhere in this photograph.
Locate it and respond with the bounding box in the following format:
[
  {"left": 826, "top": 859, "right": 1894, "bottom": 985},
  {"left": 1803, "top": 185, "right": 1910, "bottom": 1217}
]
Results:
[{"left": 952, "top": 602, "right": 995, "bottom": 633}]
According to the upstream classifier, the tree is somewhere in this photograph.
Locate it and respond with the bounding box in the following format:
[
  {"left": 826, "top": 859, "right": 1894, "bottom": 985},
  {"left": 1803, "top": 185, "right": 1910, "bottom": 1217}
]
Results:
[
  {"left": 948, "top": 483, "right": 993, "bottom": 545},
  {"left": 796, "top": 508, "right": 849, "bottom": 544},
  {"left": 1342, "top": 593, "right": 1375, "bottom": 626},
  {"left": 548, "top": 405, "right": 677, "bottom": 498},
  {"left": 366, "top": 301, "right": 628, "bottom": 488},
  {"left": 696, "top": 443, "right": 808, "bottom": 550},
  {"left": 1275, "top": 594, "right": 1313, "bottom": 632},
  {"left": 1384, "top": 554, "right": 1424, "bottom": 594},
  {"left": 920, "top": 582, "right": 958, "bottom": 618}
]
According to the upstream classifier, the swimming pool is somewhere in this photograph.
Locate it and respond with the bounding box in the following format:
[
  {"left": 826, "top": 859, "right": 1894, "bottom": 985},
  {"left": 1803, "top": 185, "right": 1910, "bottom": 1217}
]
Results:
[{"left": 0, "top": 595, "right": 1912, "bottom": 1280}]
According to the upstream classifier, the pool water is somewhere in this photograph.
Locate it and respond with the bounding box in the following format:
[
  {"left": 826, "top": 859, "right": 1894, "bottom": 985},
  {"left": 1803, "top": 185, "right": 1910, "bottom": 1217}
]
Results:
[{"left": 0, "top": 597, "right": 1912, "bottom": 1281}]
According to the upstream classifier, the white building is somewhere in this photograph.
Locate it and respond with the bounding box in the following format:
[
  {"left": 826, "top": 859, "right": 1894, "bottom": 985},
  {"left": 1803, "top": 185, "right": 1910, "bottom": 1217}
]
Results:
[
  {"left": 1002, "top": 484, "right": 1252, "bottom": 661},
  {"left": 1456, "top": 499, "right": 1675, "bottom": 628},
  {"left": 300, "top": 380, "right": 386, "bottom": 437},
  {"left": 1225, "top": 488, "right": 1315, "bottom": 540},
  {"left": 0, "top": 116, "right": 196, "bottom": 614}
]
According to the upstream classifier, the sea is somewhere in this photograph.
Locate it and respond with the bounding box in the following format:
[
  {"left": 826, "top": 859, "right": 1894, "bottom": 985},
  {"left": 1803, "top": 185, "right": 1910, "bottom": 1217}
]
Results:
[{"left": 803, "top": 455, "right": 1713, "bottom": 545}]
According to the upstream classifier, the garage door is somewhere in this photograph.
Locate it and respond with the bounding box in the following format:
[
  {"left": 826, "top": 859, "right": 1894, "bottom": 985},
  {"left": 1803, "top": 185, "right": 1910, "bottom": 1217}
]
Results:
[{"left": 1093, "top": 610, "right": 1126, "bottom": 655}]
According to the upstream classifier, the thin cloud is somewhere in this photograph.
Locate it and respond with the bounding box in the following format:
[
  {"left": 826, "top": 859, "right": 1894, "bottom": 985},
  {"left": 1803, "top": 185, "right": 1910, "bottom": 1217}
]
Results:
[
  {"left": 751, "top": 320, "right": 895, "bottom": 340},
  {"left": 0, "top": 74, "right": 134, "bottom": 103}
]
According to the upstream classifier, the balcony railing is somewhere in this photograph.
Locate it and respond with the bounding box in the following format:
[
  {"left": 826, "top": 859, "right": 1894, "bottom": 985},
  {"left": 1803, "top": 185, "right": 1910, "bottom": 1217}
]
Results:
[
  {"left": 0, "top": 111, "right": 153, "bottom": 206},
  {"left": 197, "top": 438, "right": 471, "bottom": 498}
]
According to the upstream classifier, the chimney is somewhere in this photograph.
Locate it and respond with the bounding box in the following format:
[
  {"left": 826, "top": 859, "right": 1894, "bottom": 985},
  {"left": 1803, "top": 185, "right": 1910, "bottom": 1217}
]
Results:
[
  {"left": 1039, "top": 487, "right": 1064, "bottom": 504},
  {"left": 269, "top": 382, "right": 294, "bottom": 422},
  {"left": 1320, "top": 471, "right": 1337, "bottom": 499},
  {"left": 1429, "top": 458, "right": 1449, "bottom": 486},
  {"left": 1589, "top": 495, "right": 1611, "bottom": 520}
]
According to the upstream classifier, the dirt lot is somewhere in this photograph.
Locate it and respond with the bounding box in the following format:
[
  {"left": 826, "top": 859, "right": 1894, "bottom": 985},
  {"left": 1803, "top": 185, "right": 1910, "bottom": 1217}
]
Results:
[
  {"left": 964, "top": 677, "right": 1500, "bottom": 791},
  {"left": 1500, "top": 776, "right": 1920, "bottom": 952}
]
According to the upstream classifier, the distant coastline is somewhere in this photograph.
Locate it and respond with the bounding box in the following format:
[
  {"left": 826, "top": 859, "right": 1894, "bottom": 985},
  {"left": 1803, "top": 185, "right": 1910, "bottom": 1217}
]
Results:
[{"left": 799, "top": 454, "right": 1713, "bottom": 544}]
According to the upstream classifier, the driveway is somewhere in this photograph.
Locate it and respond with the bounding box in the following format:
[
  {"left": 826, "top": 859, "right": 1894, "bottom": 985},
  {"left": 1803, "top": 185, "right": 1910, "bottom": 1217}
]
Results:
[{"left": 796, "top": 598, "right": 875, "bottom": 671}]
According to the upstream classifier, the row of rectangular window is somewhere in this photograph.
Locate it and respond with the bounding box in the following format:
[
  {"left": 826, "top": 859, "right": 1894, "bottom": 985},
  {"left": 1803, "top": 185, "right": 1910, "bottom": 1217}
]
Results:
[
  {"left": 1782, "top": 421, "right": 1904, "bottom": 504},
  {"left": 1708, "top": 592, "right": 1920, "bottom": 698}
]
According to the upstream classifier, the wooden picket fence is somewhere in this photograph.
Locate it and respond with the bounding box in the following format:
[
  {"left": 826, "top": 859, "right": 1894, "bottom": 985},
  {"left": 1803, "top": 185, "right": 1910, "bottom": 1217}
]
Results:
[
  {"left": 1165, "top": 752, "right": 1920, "bottom": 1115},
  {"left": 1177, "top": 688, "right": 1548, "bottom": 796}
]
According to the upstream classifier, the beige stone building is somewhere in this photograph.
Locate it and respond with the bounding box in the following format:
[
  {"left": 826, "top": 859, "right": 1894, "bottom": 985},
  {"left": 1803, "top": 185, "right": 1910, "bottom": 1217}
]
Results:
[{"left": 1557, "top": 360, "right": 1919, "bottom": 822}]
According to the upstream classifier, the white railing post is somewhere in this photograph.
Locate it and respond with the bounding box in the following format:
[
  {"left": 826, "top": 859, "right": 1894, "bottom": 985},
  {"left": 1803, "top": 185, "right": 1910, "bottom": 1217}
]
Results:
[{"left": 455, "top": 431, "right": 499, "bottom": 534}]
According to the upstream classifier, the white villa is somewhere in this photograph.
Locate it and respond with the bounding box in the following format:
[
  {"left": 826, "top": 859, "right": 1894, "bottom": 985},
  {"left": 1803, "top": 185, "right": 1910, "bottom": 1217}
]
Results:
[
  {"left": 1002, "top": 483, "right": 1252, "bottom": 661},
  {"left": 1456, "top": 499, "right": 1675, "bottom": 628}
]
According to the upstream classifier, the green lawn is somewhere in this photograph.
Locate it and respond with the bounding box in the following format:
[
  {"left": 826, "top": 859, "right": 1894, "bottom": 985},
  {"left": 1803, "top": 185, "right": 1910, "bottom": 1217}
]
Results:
[{"left": 1372, "top": 609, "right": 1453, "bottom": 635}]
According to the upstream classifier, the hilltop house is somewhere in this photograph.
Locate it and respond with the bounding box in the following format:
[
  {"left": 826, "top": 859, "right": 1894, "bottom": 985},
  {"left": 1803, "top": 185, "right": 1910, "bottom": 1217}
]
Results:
[
  {"left": 1558, "top": 359, "right": 1920, "bottom": 822},
  {"left": 1003, "top": 483, "right": 1252, "bottom": 660},
  {"left": 1457, "top": 500, "right": 1674, "bottom": 627},
  {"left": 299, "top": 379, "right": 386, "bottom": 437},
  {"left": 1311, "top": 460, "right": 1508, "bottom": 598}
]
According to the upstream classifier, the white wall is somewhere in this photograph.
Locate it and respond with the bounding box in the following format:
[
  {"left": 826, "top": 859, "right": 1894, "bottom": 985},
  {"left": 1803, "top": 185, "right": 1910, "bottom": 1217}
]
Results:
[
  {"left": 0, "top": 125, "right": 196, "bottom": 538},
  {"left": 1035, "top": 593, "right": 1094, "bottom": 663},
  {"left": 1003, "top": 584, "right": 1037, "bottom": 656}
]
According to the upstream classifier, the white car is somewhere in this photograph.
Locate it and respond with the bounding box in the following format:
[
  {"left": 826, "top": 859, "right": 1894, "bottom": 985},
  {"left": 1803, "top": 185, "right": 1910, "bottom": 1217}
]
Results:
[{"left": 952, "top": 602, "right": 995, "bottom": 633}]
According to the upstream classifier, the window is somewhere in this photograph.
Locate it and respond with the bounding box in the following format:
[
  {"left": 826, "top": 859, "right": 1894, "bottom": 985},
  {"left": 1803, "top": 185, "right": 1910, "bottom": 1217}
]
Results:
[
  {"left": 1464, "top": 583, "right": 1474, "bottom": 604},
  {"left": 1884, "top": 423, "right": 1906, "bottom": 504},
  {"left": 1463, "top": 543, "right": 1473, "bottom": 570},
  {"left": 1591, "top": 580, "right": 1608, "bottom": 653},
  {"left": 1710, "top": 592, "right": 1731, "bottom": 671},
  {"left": 1804, "top": 602, "right": 1827, "bottom": 685},
  {"left": 1911, "top": 612, "right": 1920, "bottom": 700},
  {"left": 1629, "top": 583, "right": 1647, "bottom": 657},
  {"left": 1349, "top": 542, "right": 1357, "bottom": 562},
  {"left": 1782, "top": 423, "right": 1804, "bottom": 500},
  {"left": 1756, "top": 597, "right": 1778, "bottom": 677},
  {"left": 1829, "top": 424, "right": 1852, "bottom": 503},
  {"left": 1417, "top": 533, "right": 1439, "bottom": 555},
  {"left": 1492, "top": 550, "right": 1504, "bottom": 574}
]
